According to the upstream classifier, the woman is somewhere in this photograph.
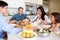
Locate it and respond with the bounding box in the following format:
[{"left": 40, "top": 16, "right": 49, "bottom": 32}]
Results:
[
  {"left": 50, "top": 12, "right": 60, "bottom": 31},
  {"left": 32, "top": 6, "right": 50, "bottom": 24}
]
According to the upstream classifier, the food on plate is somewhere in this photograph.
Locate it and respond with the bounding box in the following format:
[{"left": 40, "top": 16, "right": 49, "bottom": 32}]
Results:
[
  {"left": 15, "top": 24, "right": 23, "bottom": 28},
  {"left": 15, "top": 19, "right": 30, "bottom": 28},
  {"left": 21, "top": 30, "right": 35, "bottom": 38},
  {"left": 25, "top": 23, "right": 32, "bottom": 29},
  {"left": 23, "top": 18, "right": 30, "bottom": 24},
  {"left": 15, "top": 21, "right": 24, "bottom": 28}
]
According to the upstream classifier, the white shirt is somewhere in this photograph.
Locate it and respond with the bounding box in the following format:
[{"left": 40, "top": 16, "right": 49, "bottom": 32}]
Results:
[
  {"left": 0, "top": 13, "right": 22, "bottom": 34},
  {"left": 32, "top": 15, "right": 51, "bottom": 24}
]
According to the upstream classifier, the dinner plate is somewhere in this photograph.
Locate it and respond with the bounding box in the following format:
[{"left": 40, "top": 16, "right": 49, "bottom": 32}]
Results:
[
  {"left": 17, "top": 32, "right": 37, "bottom": 40},
  {"left": 43, "top": 25, "right": 51, "bottom": 28},
  {"left": 38, "top": 25, "right": 51, "bottom": 29},
  {"left": 10, "top": 24, "right": 16, "bottom": 27},
  {"left": 54, "top": 31, "right": 60, "bottom": 37}
]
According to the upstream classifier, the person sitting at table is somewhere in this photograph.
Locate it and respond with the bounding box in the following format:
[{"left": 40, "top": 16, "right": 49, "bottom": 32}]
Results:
[
  {"left": 32, "top": 6, "right": 50, "bottom": 24},
  {"left": 0, "top": 1, "right": 22, "bottom": 38},
  {"left": 49, "top": 12, "right": 60, "bottom": 31},
  {"left": 9, "top": 7, "right": 28, "bottom": 24}
]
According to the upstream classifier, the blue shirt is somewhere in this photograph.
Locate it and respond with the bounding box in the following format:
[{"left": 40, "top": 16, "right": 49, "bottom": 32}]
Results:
[
  {"left": 0, "top": 13, "right": 23, "bottom": 38},
  {"left": 10, "top": 13, "right": 27, "bottom": 21}
]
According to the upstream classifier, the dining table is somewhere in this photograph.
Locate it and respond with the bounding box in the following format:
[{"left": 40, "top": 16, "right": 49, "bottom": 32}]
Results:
[
  {"left": 7, "top": 32, "right": 60, "bottom": 40},
  {"left": 7, "top": 23, "right": 60, "bottom": 40}
]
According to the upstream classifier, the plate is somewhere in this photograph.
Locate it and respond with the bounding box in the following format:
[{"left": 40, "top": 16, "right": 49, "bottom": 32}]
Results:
[
  {"left": 42, "top": 25, "right": 51, "bottom": 28},
  {"left": 10, "top": 24, "right": 16, "bottom": 27},
  {"left": 17, "top": 32, "right": 37, "bottom": 40},
  {"left": 54, "top": 31, "right": 60, "bottom": 37},
  {"left": 38, "top": 25, "right": 51, "bottom": 29}
]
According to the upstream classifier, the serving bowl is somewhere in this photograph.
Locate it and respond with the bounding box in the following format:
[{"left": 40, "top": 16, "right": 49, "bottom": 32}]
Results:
[{"left": 36, "top": 29, "right": 51, "bottom": 37}]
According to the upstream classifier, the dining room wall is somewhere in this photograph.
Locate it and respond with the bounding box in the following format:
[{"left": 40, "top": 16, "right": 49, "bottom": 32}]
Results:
[
  {"left": 25, "top": 0, "right": 43, "bottom": 5},
  {"left": 3, "top": 0, "right": 43, "bottom": 12},
  {"left": 49, "top": 0, "right": 60, "bottom": 13},
  {"left": 2, "top": 0, "right": 26, "bottom": 12}
]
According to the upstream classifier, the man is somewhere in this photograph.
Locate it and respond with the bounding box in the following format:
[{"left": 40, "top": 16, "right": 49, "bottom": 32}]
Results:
[
  {"left": 0, "top": 1, "right": 22, "bottom": 38},
  {"left": 9, "top": 7, "right": 28, "bottom": 24}
]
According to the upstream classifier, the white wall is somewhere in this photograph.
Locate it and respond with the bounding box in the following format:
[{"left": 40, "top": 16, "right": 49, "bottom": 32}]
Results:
[
  {"left": 49, "top": 0, "right": 60, "bottom": 13},
  {"left": 3, "top": 0, "right": 43, "bottom": 11},
  {"left": 25, "top": 0, "right": 43, "bottom": 5},
  {"left": 3, "top": 0, "right": 26, "bottom": 11}
]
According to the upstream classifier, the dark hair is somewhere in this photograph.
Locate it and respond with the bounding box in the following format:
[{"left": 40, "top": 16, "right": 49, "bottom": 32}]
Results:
[
  {"left": 0, "top": 1, "right": 8, "bottom": 8},
  {"left": 51, "top": 12, "right": 60, "bottom": 23},
  {"left": 37, "top": 6, "right": 46, "bottom": 20},
  {"left": 18, "top": 7, "right": 23, "bottom": 10}
]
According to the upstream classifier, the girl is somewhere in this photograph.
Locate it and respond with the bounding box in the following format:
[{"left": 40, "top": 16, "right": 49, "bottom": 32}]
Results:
[{"left": 50, "top": 12, "right": 60, "bottom": 31}]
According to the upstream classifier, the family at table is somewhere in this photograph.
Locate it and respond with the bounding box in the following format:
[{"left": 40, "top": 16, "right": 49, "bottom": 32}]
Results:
[{"left": 0, "top": 1, "right": 60, "bottom": 38}]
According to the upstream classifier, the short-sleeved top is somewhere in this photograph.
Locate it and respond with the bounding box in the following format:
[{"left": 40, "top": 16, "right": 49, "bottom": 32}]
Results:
[{"left": 10, "top": 13, "right": 27, "bottom": 21}]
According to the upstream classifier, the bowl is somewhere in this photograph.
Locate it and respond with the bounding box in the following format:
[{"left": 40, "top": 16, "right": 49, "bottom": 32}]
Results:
[
  {"left": 38, "top": 32, "right": 50, "bottom": 37},
  {"left": 36, "top": 29, "right": 51, "bottom": 37}
]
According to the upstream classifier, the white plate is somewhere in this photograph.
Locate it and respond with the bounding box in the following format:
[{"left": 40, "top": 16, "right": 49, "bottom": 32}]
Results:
[
  {"left": 17, "top": 32, "right": 37, "bottom": 40},
  {"left": 42, "top": 25, "right": 51, "bottom": 28},
  {"left": 54, "top": 31, "right": 60, "bottom": 37},
  {"left": 10, "top": 24, "right": 16, "bottom": 27},
  {"left": 38, "top": 25, "right": 51, "bottom": 29}
]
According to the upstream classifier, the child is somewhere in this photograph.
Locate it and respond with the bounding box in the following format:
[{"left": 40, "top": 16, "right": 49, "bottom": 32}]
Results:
[{"left": 50, "top": 12, "right": 60, "bottom": 31}]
